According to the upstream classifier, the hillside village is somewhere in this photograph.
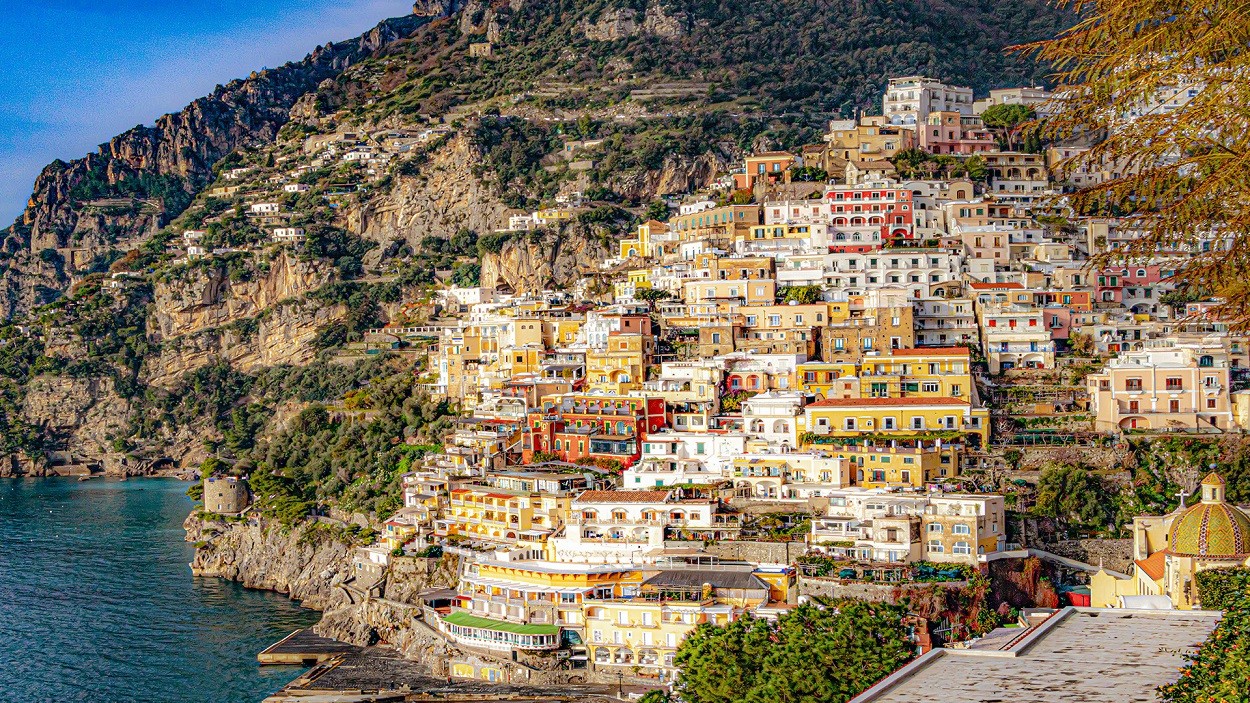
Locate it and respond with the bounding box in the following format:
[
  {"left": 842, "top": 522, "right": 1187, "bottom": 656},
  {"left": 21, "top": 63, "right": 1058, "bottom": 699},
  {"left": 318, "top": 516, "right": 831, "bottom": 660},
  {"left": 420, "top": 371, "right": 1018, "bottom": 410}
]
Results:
[{"left": 173, "top": 75, "right": 1250, "bottom": 693}]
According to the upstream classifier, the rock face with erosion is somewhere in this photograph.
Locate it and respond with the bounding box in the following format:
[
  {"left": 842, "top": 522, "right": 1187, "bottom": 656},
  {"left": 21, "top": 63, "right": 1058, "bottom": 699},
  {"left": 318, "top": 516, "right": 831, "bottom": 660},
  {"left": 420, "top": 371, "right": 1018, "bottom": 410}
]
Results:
[
  {"left": 0, "top": 14, "right": 427, "bottom": 318},
  {"left": 350, "top": 132, "right": 510, "bottom": 254},
  {"left": 186, "top": 515, "right": 354, "bottom": 611},
  {"left": 150, "top": 254, "right": 336, "bottom": 341},
  {"left": 480, "top": 226, "right": 614, "bottom": 294}
]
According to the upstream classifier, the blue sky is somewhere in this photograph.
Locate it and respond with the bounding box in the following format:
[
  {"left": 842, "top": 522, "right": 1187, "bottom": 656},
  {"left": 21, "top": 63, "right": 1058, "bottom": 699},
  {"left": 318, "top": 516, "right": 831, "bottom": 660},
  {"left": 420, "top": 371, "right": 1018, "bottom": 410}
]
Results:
[{"left": 0, "top": 0, "right": 413, "bottom": 225}]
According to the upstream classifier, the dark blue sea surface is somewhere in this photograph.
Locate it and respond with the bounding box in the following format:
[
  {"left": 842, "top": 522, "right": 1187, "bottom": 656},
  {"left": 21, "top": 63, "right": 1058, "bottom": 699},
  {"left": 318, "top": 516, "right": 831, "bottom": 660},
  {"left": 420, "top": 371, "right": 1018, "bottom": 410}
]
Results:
[{"left": 0, "top": 478, "right": 319, "bottom": 702}]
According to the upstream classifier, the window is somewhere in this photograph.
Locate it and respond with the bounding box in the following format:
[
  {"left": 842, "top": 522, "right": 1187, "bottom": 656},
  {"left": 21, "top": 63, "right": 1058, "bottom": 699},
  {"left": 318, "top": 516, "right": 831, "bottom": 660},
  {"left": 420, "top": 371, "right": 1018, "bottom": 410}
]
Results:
[
  {"left": 911, "top": 417, "right": 924, "bottom": 430},
  {"left": 1169, "top": 399, "right": 1180, "bottom": 413},
  {"left": 1165, "top": 377, "right": 1183, "bottom": 391},
  {"left": 928, "top": 523, "right": 943, "bottom": 533},
  {"left": 1208, "top": 398, "right": 1218, "bottom": 409},
  {"left": 1126, "top": 378, "right": 1143, "bottom": 391},
  {"left": 883, "top": 417, "right": 895, "bottom": 430},
  {"left": 952, "top": 524, "right": 971, "bottom": 535},
  {"left": 953, "top": 541, "right": 972, "bottom": 555},
  {"left": 845, "top": 418, "right": 857, "bottom": 430},
  {"left": 928, "top": 540, "right": 944, "bottom": 553},
  {"left": 922, "top": 382, "right": 939, "bottom": 393}
]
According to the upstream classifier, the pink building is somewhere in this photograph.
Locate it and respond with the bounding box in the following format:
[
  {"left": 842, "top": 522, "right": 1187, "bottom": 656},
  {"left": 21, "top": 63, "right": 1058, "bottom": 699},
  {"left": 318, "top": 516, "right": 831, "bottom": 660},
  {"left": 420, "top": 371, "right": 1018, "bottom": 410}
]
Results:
[{"left": 919, "top": 112, "right": 996, "bottom": 155}]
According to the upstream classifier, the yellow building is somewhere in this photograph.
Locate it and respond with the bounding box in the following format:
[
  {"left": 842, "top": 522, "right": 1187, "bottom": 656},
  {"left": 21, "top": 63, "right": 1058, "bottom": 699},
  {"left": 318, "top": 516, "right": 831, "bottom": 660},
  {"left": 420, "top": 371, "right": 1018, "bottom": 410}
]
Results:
[
  {"left": 820, "top": 307, "right": 916, "bottom": 363},
  {"left": 619, "top": 220, "right": 668, "bottom": 260},
  {"left": 614, "top": 269, "right": 653, "bottom": 302},
  {"left": 549, "top": 319, "right": 584, "bottom": 348},
  {"left": 824, "top": 116, "right": 916, "bottom": 164},
  {"left": 823, "top": 442, "right": 956, "bottom": 489},
  {"left": 736, "top": 303, "right": 828, "bottom": 357},
  {"left": 587, "top": 333, "right": 650, "bottom": 394},
  {"left": 585, "top": 568, "right": 774, "bottom": 677},
  {"left": 1092, "top": 472, "right": 1250, "bottom": 609},
  {"left": 684, "top": 278, "right": 777, "bottom": 307},
  {"left": 439, "top": 487, "right": 572, "bottom": 542},
  {"left": 798, "top": 346, "right": 975, "bottom": 403},
  {"left": 802, "top": 396, "right": 990, "bottom": 448}
]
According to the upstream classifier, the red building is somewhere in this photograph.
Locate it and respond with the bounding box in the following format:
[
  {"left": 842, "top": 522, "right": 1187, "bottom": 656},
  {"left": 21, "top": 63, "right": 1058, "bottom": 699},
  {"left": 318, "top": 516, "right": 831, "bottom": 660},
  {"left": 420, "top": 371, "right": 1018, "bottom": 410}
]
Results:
[
  {"left": 524, "top": 393, "right": 667, "bottom": 468},
  {"left": 826, "top": 185, "right": 915, "bottom": 243}
]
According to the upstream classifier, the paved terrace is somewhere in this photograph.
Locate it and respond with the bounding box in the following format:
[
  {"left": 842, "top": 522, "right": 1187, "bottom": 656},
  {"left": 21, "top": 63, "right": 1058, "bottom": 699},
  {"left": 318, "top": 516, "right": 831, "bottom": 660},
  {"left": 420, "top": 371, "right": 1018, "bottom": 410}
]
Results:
[
  {"left": 850, "top": 607, "right": 1222, "bottom": 703},
  {"left": 268, "top": 647, "right": 621, "bottom": 703}
]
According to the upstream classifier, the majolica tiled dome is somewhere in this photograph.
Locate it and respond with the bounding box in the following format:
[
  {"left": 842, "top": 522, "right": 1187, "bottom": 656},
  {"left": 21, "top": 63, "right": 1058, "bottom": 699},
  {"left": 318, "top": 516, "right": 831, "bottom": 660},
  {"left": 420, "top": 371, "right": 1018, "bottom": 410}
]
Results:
[{"left": 1167, "top": 473, "right": 1250, "bottom": 558}]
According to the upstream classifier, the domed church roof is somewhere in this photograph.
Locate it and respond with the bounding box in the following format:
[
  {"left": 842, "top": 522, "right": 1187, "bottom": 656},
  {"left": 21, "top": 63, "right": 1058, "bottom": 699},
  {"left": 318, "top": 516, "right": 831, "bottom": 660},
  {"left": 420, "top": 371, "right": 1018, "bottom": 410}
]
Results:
[{"left": 1167, "top": 473, "right": 1250, "bottom": 558}]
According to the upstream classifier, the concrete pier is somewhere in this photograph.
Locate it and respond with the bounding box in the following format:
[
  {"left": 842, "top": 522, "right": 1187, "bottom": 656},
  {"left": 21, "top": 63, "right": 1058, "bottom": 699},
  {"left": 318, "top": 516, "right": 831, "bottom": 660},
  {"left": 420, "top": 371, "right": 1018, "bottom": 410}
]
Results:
[{"left": 258, "top": 629, "right": 360, "bottom": 665}]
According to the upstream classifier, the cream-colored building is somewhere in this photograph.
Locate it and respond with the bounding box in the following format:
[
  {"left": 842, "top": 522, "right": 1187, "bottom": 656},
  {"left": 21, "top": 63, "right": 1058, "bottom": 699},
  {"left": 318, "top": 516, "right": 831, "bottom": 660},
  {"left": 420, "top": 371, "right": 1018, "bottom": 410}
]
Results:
[{"left": 1086, "top": 346, "right": 1234, "bottom": 432}]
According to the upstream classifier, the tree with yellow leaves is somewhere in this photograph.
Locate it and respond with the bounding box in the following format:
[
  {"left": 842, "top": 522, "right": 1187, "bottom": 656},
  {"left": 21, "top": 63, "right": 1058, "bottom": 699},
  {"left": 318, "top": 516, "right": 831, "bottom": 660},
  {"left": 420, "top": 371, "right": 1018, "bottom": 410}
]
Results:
[{"left": 1021, "top": 1, "right": 1250, "bottom": 326}]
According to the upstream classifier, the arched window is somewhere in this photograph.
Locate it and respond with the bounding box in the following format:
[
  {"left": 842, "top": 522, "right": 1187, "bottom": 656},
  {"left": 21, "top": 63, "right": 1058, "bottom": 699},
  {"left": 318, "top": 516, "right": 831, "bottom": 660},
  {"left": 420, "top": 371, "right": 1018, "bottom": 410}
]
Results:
[
  {"left": 953, "top": 541, "right": 971, "bottom": 555},
  {"left": 952, "top": 524, "right": 971, "bottom": 535},
  {"left": 928, "top": 540, "right": 944, "bottom": 553}
]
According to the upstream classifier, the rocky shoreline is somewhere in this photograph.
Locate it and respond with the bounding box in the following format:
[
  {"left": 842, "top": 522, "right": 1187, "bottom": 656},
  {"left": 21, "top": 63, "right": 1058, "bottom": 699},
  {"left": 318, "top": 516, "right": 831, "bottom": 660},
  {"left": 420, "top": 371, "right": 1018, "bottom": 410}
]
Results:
[{"left": 184, "top": 513, "right": 460, "bottom": 663}]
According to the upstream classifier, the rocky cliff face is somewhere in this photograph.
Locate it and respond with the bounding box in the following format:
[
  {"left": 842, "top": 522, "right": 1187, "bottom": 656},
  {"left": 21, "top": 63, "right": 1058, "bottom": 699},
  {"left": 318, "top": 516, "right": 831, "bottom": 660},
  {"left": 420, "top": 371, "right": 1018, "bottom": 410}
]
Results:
[
  {"left": 187, "top": 512, "right": 460, "bottom": 665},
  {"left": 581, "top": 0, "right": 691, "bottom": 41},
  {"left": 149, "top": 254, "right": 336, "bottom": 341},
  {"left": 351, "top": 133, "right": 510, "bottom": 253},
  {"left": 0, "top": 14, "right": 429, "bottom": 319},
  {"left": 18, "top": 375, "right": 132, "bottom": 471},
  {"left": 186, "top": 515, "right": 355, "bottom": 610},
  {"left": 480, "top": 225, "right": 614, "bottom": 294}
]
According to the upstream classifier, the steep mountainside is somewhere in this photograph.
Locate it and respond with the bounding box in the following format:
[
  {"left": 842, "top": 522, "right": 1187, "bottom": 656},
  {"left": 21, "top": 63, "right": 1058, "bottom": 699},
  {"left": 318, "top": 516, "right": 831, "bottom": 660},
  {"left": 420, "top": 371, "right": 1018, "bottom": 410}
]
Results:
[
  {"left": 0, "top": 0, "right": 1070, "bottom": 495},
  {"left": 0, "top": 15, "right": 429, "bottom": 318}
]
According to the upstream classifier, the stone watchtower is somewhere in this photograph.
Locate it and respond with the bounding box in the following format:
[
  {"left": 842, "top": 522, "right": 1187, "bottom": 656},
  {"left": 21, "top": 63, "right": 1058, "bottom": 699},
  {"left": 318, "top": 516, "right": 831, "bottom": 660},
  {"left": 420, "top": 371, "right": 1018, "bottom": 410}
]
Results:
[{"left": 203, "top": 476, "right": 251, "bottom": 515}]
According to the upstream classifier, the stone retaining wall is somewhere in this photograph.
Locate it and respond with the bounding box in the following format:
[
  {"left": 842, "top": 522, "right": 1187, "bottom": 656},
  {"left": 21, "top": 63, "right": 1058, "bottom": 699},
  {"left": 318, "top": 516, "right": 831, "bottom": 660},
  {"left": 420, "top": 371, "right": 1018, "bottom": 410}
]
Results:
[{"left": 797, "top": 576, "right": 969, "bottom": 603}]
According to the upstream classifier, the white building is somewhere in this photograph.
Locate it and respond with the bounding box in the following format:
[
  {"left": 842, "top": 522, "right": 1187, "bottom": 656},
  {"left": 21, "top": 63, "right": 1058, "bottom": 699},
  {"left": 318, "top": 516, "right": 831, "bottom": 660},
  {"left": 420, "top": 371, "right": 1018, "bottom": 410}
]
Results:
[
  {"left": 742, "top": 391, "right": 806, "bottom": 451},
  {"left": 810, "top": 489, "right": 1006, "bottom": 565},
  {"left": 624, "top": 431, "right": 749, "bottom": 488},
  {"left": 883, "top": 76, "right": 974, "bottom": 127},
  {"left": 549, "top": 490, "right": 738, "bottom": 565},
  {"left": 271, "top": 227, "right": 305, "bottom": 242}
]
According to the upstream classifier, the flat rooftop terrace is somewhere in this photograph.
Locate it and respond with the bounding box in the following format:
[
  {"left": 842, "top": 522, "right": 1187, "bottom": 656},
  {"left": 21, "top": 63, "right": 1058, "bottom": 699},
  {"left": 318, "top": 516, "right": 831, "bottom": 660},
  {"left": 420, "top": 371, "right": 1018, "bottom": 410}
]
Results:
[{"left": 851, "top": 607, "right": 1222, "bottom": 703}]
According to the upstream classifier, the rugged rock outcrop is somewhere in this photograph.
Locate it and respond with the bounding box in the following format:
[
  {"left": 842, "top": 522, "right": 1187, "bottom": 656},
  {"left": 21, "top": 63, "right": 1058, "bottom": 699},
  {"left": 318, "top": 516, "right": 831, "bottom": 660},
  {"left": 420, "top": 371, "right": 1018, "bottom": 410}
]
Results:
[
  {"left": 315, "top": 555, "right": 459, "bottom": 656},
  {"left": 149, "top": 254, "right": 336, "bottom": 341},
  {"left": 187, "top": 515, "right": 355, "bottom": 611},
  {"left": 144, "top": 299, "right": 343, "bottom": 387},
  {"left": 351, "top": 133, "right": 510, "bottom": 253},
  {"left": 480, "top": 226, "right": 614, "bottom": 294},
  {"left": 609, "top": 152, "right": 726, "bottom": 202},
  {"left": 0, "top": 14, "right": 429, "bottom": 318},
  {"left": 21, "top": 375, "right": 133, "bottom": 467},
  {"left": 581, "top": 0, "right": 689, "bottom": 41}
]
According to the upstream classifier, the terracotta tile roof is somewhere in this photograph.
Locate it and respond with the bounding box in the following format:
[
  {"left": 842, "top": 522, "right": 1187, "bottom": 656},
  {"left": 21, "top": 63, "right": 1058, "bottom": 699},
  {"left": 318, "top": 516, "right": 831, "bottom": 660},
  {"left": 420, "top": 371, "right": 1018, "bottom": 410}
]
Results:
[
  {"left": 1134, "top": 551, "right": 1166, "bottom": 582},
  {"left": 575, "top": 490, "right": 671, "bottom": 503},
  {"left": 969, "top": 281, "right": 1024, "bottom": 290},
  {"left": 889, "top": 346, "right": 971, "bottom": 356},
  {"left": 808, "top": 396, "right": 971, "bottom": 408}
]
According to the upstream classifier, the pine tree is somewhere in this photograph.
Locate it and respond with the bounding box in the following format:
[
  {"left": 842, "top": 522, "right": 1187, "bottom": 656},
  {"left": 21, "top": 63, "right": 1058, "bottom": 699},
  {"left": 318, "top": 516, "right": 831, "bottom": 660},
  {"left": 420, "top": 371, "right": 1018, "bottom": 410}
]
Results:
[{"left": 1021, "top": 1, "right": 1250, "bottom": 326}]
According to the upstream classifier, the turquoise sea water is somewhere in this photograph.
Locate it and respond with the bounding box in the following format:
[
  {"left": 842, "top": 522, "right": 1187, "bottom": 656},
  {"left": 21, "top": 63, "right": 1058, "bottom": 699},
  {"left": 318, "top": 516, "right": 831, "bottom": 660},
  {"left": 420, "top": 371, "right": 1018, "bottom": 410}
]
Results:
[{"left": 0, "top": 478, "right": 319, "bottom": 703}]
